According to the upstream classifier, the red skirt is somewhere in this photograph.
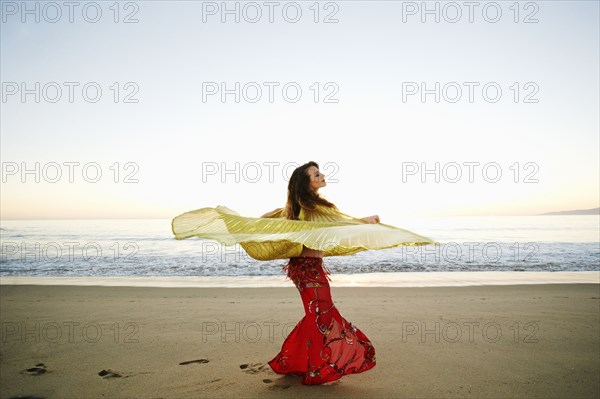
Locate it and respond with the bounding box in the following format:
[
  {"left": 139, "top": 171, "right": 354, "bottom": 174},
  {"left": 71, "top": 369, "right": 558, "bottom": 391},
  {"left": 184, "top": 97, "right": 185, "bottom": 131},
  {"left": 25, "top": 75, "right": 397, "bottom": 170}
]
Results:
[{"left": 268, "top": 256, "right": 376, "bottom": 385}]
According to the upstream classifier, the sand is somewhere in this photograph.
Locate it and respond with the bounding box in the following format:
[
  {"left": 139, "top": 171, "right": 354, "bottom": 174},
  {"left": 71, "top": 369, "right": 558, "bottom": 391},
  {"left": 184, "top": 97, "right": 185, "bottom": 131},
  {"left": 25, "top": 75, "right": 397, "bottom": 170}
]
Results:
[{"left": 1, "top": 283, "right": 599, "bottom": 398}]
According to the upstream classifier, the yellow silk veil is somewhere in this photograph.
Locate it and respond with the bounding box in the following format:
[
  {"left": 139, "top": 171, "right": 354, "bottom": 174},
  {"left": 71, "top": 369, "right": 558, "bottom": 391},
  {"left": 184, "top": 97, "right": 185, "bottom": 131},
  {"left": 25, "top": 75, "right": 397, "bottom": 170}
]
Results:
[{"left": 171, "top": 204, "right": 437, "bottom": 261}]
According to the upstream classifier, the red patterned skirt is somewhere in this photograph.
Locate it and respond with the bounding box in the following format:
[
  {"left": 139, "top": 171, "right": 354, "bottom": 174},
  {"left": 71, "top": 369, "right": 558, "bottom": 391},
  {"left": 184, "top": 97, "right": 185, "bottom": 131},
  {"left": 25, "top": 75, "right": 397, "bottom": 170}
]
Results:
[{"left": 268, "top": 256, "right": 376, "bottom": 385}]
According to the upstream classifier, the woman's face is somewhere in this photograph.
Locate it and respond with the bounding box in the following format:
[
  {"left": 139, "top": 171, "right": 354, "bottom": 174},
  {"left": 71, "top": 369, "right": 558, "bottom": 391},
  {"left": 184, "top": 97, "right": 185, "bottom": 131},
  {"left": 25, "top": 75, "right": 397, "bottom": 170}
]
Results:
[{"left": 306, "top": 165, "right": 326, "bottom": 192}]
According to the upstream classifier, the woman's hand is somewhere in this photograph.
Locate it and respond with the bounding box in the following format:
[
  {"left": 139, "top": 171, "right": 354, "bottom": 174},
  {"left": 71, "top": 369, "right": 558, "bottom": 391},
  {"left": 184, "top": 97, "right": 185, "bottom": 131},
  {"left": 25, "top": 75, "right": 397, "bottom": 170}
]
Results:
[{"left": 361, "top": 215, "right": 380, "bottom": 224}]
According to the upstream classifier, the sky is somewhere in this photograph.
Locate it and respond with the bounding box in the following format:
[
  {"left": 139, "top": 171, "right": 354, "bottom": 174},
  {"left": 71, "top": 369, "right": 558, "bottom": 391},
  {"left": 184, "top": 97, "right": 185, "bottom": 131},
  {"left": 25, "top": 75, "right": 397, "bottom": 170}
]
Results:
[{"left": 1, "top": 0, "right": 599, "bottom": 223}]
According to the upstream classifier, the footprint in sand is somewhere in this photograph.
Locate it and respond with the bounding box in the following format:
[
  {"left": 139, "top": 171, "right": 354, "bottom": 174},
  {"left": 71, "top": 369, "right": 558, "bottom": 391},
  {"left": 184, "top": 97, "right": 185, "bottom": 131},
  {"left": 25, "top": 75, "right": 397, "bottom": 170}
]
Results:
[
  {"left": 98, "top": 369, "right": 122, "bottom": 379},
  {"left": 21, "top": 363, "right": 47, "bottom": 376},
  {"left": 268, "top": 383, "right": 291, "bottom": 390},
  {"left": 239, "top": 362, "right": 272, "bottom": 374},
  {"left": 241, "top": 362, "right": 293, "bottom": 389},
  {"left": 262, "top": 378, "right": 291, "bottom": 390},
  {"left": 179, "top": 359, "right": 209, "bottom": 365},
  {"left": 98, "top": 369, "right": 152, "bottom": 379}
]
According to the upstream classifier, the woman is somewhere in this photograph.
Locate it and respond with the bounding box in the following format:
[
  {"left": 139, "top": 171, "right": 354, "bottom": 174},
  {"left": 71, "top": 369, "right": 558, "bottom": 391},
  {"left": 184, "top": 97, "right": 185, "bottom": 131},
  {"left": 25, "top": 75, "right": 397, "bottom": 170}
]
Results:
[
  {"left": 171, "top": 161, "right": 436, "bottom": 385},
  {"left": 264, "top": 161, "right": 378, "bottom": 385}
]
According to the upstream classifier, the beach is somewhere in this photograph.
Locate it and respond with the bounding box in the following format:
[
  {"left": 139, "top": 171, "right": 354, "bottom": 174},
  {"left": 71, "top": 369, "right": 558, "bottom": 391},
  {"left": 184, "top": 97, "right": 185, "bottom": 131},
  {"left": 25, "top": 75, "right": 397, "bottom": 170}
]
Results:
[{"left": 1, "top": 280, "right": 599, "bottom": 399}]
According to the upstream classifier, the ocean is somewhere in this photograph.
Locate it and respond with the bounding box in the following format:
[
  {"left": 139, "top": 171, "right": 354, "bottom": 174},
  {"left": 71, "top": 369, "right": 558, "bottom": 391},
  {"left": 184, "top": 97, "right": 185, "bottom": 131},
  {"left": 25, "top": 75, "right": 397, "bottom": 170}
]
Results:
[{"left": 1, "top": 215, "right": 598, "bottom": 279}]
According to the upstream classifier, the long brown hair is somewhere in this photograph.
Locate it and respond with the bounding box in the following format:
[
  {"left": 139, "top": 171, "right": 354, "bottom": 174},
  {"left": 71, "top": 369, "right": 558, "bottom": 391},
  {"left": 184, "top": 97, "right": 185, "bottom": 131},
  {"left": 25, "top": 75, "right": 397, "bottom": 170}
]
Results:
[{"left": 284, "top": 161, "right": 337, "bottom": 220}]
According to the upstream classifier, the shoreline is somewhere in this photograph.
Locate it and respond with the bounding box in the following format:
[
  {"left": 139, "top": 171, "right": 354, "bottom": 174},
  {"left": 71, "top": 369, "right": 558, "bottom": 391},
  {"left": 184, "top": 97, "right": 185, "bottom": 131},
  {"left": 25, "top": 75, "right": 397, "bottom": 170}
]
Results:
[{"left": 0, "top": 271, "right": 598, "bottom": 288}]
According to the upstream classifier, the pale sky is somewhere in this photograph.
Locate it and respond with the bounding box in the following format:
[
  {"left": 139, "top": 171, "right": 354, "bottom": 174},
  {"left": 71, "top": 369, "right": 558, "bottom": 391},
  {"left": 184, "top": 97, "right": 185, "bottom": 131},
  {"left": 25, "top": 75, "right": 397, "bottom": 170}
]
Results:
[{"left": 1, "top": 0, "right": 598, "bottom": 222}]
